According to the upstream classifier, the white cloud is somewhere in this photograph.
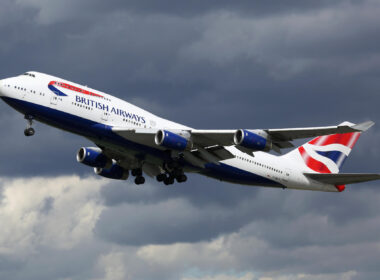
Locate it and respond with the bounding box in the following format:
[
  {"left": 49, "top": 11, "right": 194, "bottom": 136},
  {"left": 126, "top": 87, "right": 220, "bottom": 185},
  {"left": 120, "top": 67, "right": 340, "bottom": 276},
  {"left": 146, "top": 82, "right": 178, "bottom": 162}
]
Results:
[
  {"left": 0, "top": 175, "right": 104, "bottom": 255},
  {"left": 0, "top": 175, "right": 378, "bottom": 279},
  {"left": 95, "top": 251, "right": 129, "bottom": 280},
  {"left": 15, "top": 0, "right": 87, "bottom": 24}
]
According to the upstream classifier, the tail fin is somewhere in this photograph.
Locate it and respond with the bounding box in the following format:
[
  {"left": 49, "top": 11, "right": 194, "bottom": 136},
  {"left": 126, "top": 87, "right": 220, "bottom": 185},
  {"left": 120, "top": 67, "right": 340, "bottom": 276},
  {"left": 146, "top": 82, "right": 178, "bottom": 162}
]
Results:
[{"left": 283, "top": 121, "right": 373, "bottom": 174}]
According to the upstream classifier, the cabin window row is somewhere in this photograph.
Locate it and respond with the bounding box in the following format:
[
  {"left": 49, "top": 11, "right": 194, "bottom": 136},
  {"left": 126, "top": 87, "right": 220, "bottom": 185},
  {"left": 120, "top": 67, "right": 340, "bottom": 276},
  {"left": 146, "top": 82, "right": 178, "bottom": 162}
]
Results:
[
  {"left": 72, "top": 102, "right": 94, "bottom": 111},
  {"left": 236, "top": 156, "right": 283, "bottom": 174},
  {"left": 13, "top": 85, "right": 44, "bottom": 96}
]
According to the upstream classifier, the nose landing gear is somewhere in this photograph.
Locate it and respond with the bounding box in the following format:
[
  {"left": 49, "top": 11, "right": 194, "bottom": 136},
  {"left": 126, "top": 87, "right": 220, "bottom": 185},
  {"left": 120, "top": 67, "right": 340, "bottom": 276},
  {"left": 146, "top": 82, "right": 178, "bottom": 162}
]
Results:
[{"left": 24, "top": 115, "right": 35, "bottom": 137}]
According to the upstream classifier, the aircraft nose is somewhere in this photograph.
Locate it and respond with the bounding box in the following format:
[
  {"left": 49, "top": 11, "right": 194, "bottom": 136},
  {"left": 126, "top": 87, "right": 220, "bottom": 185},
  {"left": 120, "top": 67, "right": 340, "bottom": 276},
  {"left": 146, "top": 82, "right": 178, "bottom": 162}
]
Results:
[
  {"left": 0, "top": 79, "right": 8, "bottom": 97},
  {"left": 0, "top": 79, "right": 3, "bottom": 96}
]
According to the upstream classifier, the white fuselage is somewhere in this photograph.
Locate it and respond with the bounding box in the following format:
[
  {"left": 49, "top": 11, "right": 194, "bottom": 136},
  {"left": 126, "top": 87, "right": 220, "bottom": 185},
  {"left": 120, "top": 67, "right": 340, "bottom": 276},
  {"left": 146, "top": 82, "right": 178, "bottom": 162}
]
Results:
[{"left": 0, "top": 72, "right": 338, "bottom": 192}]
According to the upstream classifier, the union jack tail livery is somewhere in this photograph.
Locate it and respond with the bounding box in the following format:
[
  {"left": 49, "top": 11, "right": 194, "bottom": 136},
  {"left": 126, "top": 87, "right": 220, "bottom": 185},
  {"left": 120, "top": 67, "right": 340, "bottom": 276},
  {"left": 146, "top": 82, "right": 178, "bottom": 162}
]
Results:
[
  {"left": 284, "top": 121, "right": 371, "bottom": 174},
  {"left": 298, "top": 122, "right": 361, "bottom": 174}
]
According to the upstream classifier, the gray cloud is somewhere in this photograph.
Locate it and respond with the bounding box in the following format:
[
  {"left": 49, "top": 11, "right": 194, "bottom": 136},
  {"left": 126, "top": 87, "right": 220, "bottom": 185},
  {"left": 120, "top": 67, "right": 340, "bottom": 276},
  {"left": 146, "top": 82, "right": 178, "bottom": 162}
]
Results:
[{"left": 1, "top": 0, "right": 380, "bottom": 279}]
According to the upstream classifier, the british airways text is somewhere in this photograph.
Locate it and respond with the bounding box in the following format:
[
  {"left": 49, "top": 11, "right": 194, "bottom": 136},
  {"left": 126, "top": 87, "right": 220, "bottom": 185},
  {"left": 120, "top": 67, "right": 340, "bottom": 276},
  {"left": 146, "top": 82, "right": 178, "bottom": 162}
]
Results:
[{"left": 76, "top": 95, "right": 146, "bottom": 123}]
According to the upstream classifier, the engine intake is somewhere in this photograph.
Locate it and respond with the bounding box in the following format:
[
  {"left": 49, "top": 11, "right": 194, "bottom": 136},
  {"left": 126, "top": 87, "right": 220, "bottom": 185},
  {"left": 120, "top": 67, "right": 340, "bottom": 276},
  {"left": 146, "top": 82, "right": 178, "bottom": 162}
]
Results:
[
  {"left": 234, "top": 129, "right": 272, "bottom": 151},
  {"left": 94, "top": 164, "right": 129, "bottom": 180},
  {"left": 76, "top": 147, "right": 112, "bottom": 169},
  {"left": 155, "top": 130, "right": 191, "bottom": 151}
]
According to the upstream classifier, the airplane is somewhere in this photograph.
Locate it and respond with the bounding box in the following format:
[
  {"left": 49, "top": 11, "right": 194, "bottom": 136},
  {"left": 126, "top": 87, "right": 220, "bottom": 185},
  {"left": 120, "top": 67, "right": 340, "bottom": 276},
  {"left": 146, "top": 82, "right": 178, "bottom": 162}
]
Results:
[{"left": 0, "top": 71, "right": 380, "bottom": 192}]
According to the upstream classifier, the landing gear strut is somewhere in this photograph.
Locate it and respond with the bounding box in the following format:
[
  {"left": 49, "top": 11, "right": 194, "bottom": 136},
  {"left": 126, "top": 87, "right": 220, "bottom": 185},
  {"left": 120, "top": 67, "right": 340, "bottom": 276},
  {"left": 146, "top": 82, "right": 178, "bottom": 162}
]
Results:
[
  {"left": 24, "top": 115, "right": 35, "bottom": 137},
  {"left": 132, "top": 168, "right": 145, "bottom": 185}
]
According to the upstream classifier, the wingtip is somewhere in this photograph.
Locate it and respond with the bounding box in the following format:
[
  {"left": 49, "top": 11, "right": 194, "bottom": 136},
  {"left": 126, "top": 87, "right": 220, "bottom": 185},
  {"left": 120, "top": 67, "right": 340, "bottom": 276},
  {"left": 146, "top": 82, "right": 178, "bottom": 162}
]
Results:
[{"left": 352, "top": 120, "right": 375, "bottom": 132}]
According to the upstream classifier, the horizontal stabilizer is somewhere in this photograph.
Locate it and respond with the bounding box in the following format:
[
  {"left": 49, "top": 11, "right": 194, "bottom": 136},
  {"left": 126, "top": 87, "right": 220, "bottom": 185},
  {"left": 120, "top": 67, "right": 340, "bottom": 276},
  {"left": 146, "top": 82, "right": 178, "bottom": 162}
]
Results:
[
  {"left": 304, "top": 173, "right": 380, "bottom": 185},
  {"left": 352, "top": 120, "right": 375, "bottom": 132}
]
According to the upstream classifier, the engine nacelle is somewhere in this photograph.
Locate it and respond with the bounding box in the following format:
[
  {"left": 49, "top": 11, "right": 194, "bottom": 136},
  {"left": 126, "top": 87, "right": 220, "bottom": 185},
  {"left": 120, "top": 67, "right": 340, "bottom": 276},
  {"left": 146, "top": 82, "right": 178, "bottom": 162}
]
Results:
[
  {"left": 76, "top": 147, "right": 112, "bottom": 169},
  {"left": 233, "top": 129, "right": 272, "bottom": 151},
  {"left": 155, "top": 130, "right": 191, "bottom": 151},
  {"left": 94, "top": 164, "right": 129, "bottom": 180}
]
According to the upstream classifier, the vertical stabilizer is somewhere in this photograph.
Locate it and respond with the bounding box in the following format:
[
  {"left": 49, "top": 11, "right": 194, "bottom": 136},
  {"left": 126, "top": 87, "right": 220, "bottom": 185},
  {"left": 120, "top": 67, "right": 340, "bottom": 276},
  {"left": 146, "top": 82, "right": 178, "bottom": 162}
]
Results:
[{"left": 282, "top": 121, "right": 368, "bottom": 174}]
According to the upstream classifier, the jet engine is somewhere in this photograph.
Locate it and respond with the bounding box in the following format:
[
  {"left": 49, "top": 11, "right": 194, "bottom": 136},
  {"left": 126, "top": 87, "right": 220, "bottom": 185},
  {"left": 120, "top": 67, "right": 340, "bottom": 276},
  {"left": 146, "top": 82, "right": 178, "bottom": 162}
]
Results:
[
  {"left": 94, "top": 164, "right": 129, "bottom": 180},
  {"left": 233, "top": 129, "right": 272, "bottom": 151},
  {"left": 155, "top": 130, "right": 192, "bottom": 151},
  {"left": 76, "top": 147, "right": 112, "bottom": 168}
]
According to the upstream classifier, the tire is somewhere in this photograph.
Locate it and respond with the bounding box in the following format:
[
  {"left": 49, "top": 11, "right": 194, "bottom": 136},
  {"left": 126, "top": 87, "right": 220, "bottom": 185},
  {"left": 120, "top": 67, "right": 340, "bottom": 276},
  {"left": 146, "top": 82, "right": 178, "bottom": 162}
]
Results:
[
  {"left": 164, "top": 177, "right": 173, "bottom": 185},
  {"left": 24, "top": 128, "right": 35, "bottom": 137},
  {"left": 176, "top": 174, "right": 187, "bottom": 183},
  {"left": 156, "top": 174, "right": 166, "bottom": 182},
  {"left": 135, "top": 176, "right": 145, "bottom": 185}
]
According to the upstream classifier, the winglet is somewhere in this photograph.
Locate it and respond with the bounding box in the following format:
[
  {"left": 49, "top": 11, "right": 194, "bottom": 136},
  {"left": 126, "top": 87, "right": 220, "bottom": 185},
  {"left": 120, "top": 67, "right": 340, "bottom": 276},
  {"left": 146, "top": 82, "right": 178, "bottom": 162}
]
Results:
[{"left": 352, "top": 121, "right": 375, "bottom": 132}]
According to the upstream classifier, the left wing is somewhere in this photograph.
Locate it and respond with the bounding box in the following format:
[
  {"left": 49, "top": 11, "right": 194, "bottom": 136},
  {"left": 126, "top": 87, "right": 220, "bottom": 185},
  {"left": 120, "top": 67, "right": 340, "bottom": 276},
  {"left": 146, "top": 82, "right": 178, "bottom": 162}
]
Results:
[
  {"left": 190, "top": 121, "right": 373, "bottom": 150},
  {"left": 112, "top": 121, "right": 372, "bottom": 165}
]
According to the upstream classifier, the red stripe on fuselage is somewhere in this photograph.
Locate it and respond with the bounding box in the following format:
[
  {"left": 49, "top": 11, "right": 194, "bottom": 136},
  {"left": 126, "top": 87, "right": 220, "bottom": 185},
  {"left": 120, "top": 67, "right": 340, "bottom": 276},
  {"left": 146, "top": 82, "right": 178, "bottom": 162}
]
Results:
[
  {"left": 298, "top": 146, "right": 332, "bottom": 173},
  {"left": 49, "top": 81, "right": 104, "bottom": 98}
]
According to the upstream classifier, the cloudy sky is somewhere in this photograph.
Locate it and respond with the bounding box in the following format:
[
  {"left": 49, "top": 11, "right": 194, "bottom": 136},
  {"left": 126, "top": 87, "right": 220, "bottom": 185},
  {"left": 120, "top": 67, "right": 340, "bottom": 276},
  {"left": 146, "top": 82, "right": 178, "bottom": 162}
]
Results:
[{"left": 1, "top": 1, "right": 380, "bottom": 279}]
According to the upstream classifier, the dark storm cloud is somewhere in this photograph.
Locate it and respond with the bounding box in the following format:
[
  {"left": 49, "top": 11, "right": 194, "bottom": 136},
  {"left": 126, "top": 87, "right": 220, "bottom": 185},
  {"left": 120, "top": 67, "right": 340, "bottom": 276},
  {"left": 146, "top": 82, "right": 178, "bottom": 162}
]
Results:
[
  {"left": 0, "top": 111, "right": 94, "bottom": 176},
  {"left": 1, "top": 0, "right": 380, "bottom": 279},
  {"left": 2, "top": 0, "right": 380, "bottom": 177},
  {"left": 20, "top": 0, "right": 355, "bottom": 19}
]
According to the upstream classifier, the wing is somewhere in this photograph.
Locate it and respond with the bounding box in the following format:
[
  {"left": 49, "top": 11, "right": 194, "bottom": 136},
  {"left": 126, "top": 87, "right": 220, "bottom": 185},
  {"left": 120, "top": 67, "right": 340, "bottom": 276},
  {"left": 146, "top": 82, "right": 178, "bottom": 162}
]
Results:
[
  {"left": 111, "top": 121, "right": 372, "bottom": 166},
  {"left": 304, "top": 173, "right": 380, "bottom": 185},
  {"left": 111, "top": 127, "right": 235, "bottom": 167},
  {"left": 190, "top": 121, "right": 373, "bottom": 148}
]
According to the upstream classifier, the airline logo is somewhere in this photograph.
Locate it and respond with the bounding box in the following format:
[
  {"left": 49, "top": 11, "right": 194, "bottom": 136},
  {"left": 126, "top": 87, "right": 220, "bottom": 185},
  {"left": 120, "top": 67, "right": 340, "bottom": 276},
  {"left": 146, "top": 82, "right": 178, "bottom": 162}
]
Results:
[
  {"left": 48, "top": 81, "right": 104, "bottom": 98},
  {"left": 298, "top": 132, "right": 360, "bottom": 174},
  {"left": 48, "top": 81, "right": 146, "bottom": 124}
]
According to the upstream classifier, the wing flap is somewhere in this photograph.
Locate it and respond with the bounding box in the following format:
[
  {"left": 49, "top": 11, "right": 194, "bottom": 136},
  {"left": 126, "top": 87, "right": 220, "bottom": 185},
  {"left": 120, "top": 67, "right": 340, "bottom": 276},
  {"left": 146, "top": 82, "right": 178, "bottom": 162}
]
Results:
[
  {"left": 190, "top": 130, "right": 235, "bottom": 147},
  {"left": 205, "top": 145, "right": 235, "bottom": 160},
  {"left": 112, "top": 127, "right": 159, "bottom": 148},
  {"left": 304, "top": 173, "right": 380, "bottom": 185}
]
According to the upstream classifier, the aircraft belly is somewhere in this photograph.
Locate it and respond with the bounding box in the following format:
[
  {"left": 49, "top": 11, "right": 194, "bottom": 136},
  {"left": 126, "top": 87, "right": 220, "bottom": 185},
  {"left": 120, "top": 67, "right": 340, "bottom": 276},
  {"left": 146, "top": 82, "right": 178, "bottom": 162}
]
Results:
[{"left": 201, "top": 162, "right": 285, "bottom": 188}]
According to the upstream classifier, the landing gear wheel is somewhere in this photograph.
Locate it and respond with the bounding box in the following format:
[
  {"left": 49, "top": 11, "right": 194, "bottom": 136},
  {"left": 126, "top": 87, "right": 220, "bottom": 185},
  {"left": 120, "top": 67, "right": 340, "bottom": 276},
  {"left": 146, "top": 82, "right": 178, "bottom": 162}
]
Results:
[
  {"left": 24, "top": 115, "right": 35, "bottom": 137},
  {"left": 24, "top": 127, "right": 35, "bottom": 137},
  {"left": 176, "top": 174, "right": 187, "bottom": 183},
  {"left": 134, "top": 176, "right": 145, "bottom": 185},
  {"left": 164, "top": 176, "right": 175, "bottom": 185},
  {"left": 156, "top": 174, "right": 166, "bottom": 182}
]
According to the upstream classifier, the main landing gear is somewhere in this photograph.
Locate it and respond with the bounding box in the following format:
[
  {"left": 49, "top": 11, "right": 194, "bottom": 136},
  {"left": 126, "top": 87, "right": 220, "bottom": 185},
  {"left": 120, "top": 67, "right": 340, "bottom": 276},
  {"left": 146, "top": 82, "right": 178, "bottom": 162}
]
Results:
[
  {"left": 132, "top": 168, "right": 145, "bottom": 185},
  {"left": 156, "top": 169, "right": 187, "bottom": 186},
  {"left": 24, "top": 115, "right": 35, "bottom": 137}
]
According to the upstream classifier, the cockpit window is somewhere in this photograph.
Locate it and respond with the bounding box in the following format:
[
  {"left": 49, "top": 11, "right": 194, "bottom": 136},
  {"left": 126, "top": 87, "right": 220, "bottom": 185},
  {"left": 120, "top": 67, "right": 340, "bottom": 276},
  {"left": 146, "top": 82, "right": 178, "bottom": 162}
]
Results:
[{"left": 22, "top": 72, "right": 36, "bottom": 78}]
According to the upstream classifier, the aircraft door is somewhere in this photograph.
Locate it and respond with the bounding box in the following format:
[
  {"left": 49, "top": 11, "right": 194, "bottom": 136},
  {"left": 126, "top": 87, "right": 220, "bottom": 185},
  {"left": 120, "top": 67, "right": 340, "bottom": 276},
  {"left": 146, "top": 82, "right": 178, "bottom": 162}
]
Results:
[
  {"left": 101, "top": 111, "right": 109, "bottom": 122},
  {"left": 50, "top": 95, "right": 58, "bottom": 105},
  {"left": 281, "top": 168, "right": 291, "bottom": 183}
]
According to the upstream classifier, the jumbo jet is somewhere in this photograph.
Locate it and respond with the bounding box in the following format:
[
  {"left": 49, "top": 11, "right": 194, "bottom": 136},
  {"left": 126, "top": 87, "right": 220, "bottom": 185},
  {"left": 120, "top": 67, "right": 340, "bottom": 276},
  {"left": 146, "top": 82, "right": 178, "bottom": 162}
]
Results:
[{"left": 1, "top": 71, "right": 379, "bottom": 192}]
